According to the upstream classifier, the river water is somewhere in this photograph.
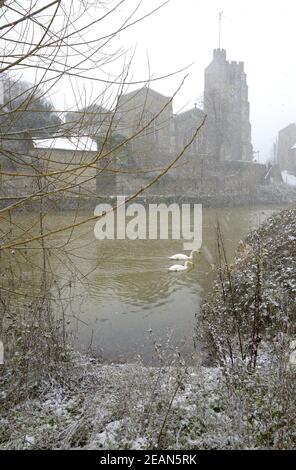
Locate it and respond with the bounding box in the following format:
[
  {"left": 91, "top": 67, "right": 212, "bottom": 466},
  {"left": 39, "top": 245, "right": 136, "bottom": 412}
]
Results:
[
  {"left": 55, "top": 205, "right": 283, "bottom": 364},
  {"left": 2, "top": 204, "right": 284, "bottom": 364}
]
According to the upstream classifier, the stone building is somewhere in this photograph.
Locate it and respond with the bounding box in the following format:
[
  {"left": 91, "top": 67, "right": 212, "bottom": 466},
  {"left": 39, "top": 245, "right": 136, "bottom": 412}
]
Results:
[
  {"left": 277, "top": 123, "right": 296, "bottom": 173},
  {"left": 1, "top": 49, "right": 259, "bottom": 201},
  {"left": 203, "top": 48, "right": 252, "bottom": 162},
  {"left": 115, "top": 87, "right": 174, "bottom": 165},
  {"left": 173, "top": 107, "right": 205, "bottom": 155},
  {"left": 75, "top": 87, "right": 204, "bottom": 196},
  {"left": 105, "top": 46, "right": 254, "bottom": 195},
  {"left": 63, "top": 49, "right": 252, "bottom": 180}
]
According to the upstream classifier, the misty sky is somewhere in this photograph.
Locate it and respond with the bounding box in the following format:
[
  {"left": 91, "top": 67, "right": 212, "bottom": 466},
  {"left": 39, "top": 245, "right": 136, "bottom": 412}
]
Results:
[{"left": 118, "top": 0, "right": 296, "bottom": 161}]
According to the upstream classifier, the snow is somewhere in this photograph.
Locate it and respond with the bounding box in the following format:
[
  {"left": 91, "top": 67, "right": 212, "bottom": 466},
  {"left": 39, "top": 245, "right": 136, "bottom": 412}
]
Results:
[
  {"left": 90, "top": 420, "right": 124, "bottom": 449},
  {"left": 282, "top": 170, "right": 296, "bottom": 187},
  {"left": 24, "top": 436, "right": 35, "bottom": 447},
  {"left": 33, "top": 136, "right": 97, "bottom": 152},
  {"left": 1, "top": 349, "right": 295, "bottom": 450}
]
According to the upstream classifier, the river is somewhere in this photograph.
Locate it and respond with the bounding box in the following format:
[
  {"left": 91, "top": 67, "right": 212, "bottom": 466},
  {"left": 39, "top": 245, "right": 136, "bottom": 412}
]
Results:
[{"left": 1, "top": 204, "right": 284, "bottom": 364}]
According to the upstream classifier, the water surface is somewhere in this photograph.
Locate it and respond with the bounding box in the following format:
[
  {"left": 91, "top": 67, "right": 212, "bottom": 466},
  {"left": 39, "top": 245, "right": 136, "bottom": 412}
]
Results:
[
  {"left": 2, "top": 205, "right": 283, "bottom": 364},
  {"left": 55, "top": 206, "right": 281, "bottom": 363}
]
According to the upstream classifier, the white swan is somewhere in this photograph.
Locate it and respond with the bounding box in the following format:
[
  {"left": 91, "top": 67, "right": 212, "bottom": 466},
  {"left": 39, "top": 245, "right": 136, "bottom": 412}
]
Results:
[
  {"left": 168, "top": 261, "right": 193, "bottom": 272},
  {"left": 169, "top": 249, "right": 199, "bottom": 261}
]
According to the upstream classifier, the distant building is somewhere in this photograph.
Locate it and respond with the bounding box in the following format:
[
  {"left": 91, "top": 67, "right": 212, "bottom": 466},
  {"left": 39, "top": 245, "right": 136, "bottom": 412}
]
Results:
[
  {"left": 1, "top": 49, "right": 265, "bottom": 201},
  {"left": 114, "top": 87, "right": 204, "bottom": 170},
  {"left": 173, "top": 107, "right": 205, "bottom": 155},
  {"left": 203, "top": 48, "right": 252, "bottom": 162},
  {"left": 65, "top": 49, "right": 252, "bottom": 166},
  {"left": 35, "top": 49, "right": 257, "bottom": 197},
  {"left": 116, "top": 88, "right": 173, "bottom": 156}
]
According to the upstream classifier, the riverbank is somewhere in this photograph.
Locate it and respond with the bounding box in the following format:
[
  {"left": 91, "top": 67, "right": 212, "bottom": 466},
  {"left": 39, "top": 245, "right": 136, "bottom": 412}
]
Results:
[
  {"left": 1, "top": 351, "right": 295, "bottom": 449},
  {"left": 201, "top": 205, "right": 296, "bottom": 366},
  {"left": 1, "top": 207, "right": 295, "bottom": 449},
  {"left": 0, "top": 355, "right": 223, "bottom": 449}
]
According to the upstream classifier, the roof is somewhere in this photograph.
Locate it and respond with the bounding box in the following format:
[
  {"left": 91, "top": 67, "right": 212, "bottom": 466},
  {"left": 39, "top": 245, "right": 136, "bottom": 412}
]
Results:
[
  {"left": 279, "top": 123, "right": 296, "bottom": 134},
  {"left": 118, "top": 86, "right": 171, "bottom": 102},
  {"left": 174, "top": 107, "right": 205, "bottom": 120},
  {"left": 33, "top": 136, "right": 97, "bottom": 152}
]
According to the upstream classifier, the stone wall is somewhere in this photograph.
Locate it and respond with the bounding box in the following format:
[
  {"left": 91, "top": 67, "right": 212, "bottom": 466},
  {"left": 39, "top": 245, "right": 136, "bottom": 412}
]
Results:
[
  {"left": 110, "top": 156, "right": 267, "bottom": 198},
  {"left": 1, "top": 133, "right": 267, "bottom": 205},
  {"left": 31, "top": 147, "right": 98, "bottom": 197}
]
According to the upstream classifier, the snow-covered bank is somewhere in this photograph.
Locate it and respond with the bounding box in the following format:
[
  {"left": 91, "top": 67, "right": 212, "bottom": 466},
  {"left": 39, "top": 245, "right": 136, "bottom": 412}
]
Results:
[
  {"left": 0, "top": 355, "right": 225, "bottom": 450},
  {"left": 201, "top": 206, "right": 296, "bottom": 367},
  {"left": 1, "top": 350, "right": 295, "bottom": 450}
]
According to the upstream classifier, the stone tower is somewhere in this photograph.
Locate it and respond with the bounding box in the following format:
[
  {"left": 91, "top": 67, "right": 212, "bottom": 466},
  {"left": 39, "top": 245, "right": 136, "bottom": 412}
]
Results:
[{"left": 203, "top": 48, "right": 252, "bottom": 161}]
